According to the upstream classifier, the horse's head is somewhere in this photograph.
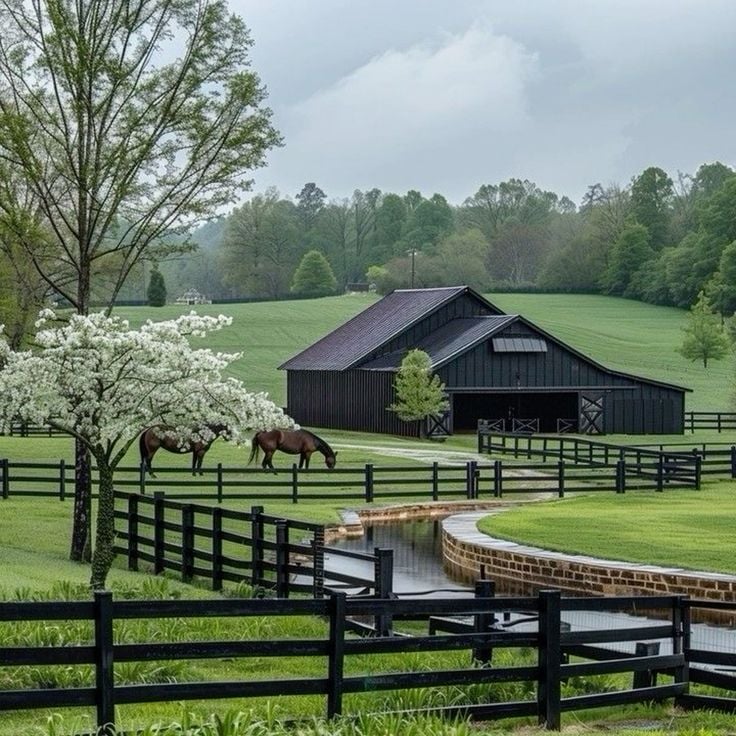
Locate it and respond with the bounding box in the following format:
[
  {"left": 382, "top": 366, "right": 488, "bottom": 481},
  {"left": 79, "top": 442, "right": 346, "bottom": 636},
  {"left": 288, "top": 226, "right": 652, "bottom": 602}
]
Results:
[{"left": 325, "top": 451, "right": 337, "bottom": 470}]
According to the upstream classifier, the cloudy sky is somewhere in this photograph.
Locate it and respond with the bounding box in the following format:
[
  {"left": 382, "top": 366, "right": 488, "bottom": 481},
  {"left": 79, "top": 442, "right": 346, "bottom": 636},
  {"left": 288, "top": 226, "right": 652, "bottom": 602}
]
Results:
[{"left": 234, "top": 0, "right": 736, "bottom": 206}]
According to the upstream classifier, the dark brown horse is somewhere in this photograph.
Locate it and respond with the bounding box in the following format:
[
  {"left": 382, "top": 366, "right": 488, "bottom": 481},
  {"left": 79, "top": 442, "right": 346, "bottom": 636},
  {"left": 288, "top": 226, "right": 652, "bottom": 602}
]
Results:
[
  {"left": 139, "top": 424, "right": 229, "bottom": 477},
  {"left": 248, "top": 429, "right": 337, "bottom": 470}
]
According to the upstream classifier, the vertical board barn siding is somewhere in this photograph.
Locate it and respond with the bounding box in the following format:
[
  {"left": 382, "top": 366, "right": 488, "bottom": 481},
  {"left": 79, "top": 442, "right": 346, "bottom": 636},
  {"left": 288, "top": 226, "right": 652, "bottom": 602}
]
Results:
[{"left": 286, "top": 370, "right": 418, "bottom": 436}]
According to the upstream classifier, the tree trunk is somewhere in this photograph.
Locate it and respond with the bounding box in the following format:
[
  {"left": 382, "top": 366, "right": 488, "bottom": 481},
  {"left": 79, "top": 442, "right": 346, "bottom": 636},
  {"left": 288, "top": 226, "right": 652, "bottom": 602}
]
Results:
[
  {"left": 90, "top": 460, "right": 115, "bottom": 590},
  {"left": 70, "top": 440, "right": 92, "bottom": 562},
  {"left": 70, "top": 272, "right": 93, "bottom": 562}
]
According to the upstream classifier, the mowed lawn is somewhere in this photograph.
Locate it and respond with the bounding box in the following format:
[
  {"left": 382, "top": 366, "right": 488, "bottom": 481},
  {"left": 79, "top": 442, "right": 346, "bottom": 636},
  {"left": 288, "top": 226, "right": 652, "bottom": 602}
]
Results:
[{"left": 477, "top": 482, "right": 736, "bottom": 574}]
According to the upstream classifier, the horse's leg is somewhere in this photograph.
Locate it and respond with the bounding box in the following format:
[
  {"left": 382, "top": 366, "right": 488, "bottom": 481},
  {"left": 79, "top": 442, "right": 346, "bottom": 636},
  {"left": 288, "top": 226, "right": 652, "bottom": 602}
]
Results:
[
  {"left": 147, "top": 448, "right": 157, "bottom": 478},
  {"left": 299, "top": 452, "right": 306, "bottom": 469}
]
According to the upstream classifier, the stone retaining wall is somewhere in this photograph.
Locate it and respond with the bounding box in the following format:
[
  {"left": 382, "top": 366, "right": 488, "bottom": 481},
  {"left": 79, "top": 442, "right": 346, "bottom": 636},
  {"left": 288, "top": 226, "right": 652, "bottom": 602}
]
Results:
[{"left": 442, "top": 511, "right": 736, "bottom": 607}]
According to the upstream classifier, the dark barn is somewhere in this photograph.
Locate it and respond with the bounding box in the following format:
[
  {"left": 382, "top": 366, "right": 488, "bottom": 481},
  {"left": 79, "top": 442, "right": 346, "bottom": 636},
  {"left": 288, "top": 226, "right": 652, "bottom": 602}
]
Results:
[{"left": 279, "top": 287, "right": 688, "bottom": 437}]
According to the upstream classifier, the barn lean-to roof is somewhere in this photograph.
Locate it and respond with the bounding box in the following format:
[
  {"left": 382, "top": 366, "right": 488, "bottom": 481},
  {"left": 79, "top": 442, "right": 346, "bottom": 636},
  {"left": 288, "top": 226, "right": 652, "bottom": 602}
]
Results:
[
  {"left": 358, "top": 315, "right": 516, "bottom": 370},
  {"left": 278, "top": 286, "right": 503, "bottom": 371}
]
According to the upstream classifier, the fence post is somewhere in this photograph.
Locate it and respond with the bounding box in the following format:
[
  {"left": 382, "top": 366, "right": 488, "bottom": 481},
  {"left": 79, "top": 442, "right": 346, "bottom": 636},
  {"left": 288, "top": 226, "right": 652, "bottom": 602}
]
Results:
[
  {"left": 557, "top": 462, "right": 565, "bottom": 498},
  {"left": 153, "top": 492, "right": 165, "bottom": 575},
  {"left": 493, "top": 460, "right": 502, "bottom": 498},
  {"left": 212, "top": 507, "right": 223, "bottom": 591},
  {"left": 139, "top": 463, "right": 146, "bottom": 495},
  {"left": 94, "top": 590, "right": 115, "bottom": 735},
  {"left": 312, "top": 526, "right": 325, "bottom": 599},
  {"left": 466, "top": 461, "right": 478, "bottom": 499},
  {"left": 291, "top": 464, "right": 299, "bottom": 504},
  {"left": 656, "top": 456, "right": 664, "bottom": 492},
  {"left": 326, "top": 592, "right": 346, "bottom": 718},
  {"left": 632, "top": 641, "right": 660, "bottom": 689},
  {"left": 275, "top": 520, "right": 289, "bottom": 598},
  {"left": 472, "top": 580, "right": 495, "bottom": 665},
  {"left": 731, "top": 446, "right": 736, "bottom": 479},
  {"left": 431, "top": 462, "right": 439, "bottom": 501},
  {"left": 374, "top": 547, "right": 394, "bottom": 636},
  {"left": 59, "top": 459, "right": 66, "bottom": 501},
  {"left": 365, "top": 464, "right": 374, "bottom": 503},
  {"left": 127, "top": 495, "right": 139, "bottom": 571},
  {"left": 695, "top": 455, "right": 702, "bottom": 490},
  {"left": 181, "top": 505, "right": 195, "bottom": 582},
  {"left": 251, "top": 505, "right": 264, "bottom": 590},
  {"left": 616, "top": 460, "right": 626, "bottom": 494},
  {"left": 537, "top": 589, "right": 562, "bottom": 730},
  {"left": 217, "top": 463, "right": 224, "bottom": 504},
  {"left": 1, "top": 458, "right": 8, "bottom": 499},
  {"left": 673, "top": 595, "right": 690, "bottom": 706}
]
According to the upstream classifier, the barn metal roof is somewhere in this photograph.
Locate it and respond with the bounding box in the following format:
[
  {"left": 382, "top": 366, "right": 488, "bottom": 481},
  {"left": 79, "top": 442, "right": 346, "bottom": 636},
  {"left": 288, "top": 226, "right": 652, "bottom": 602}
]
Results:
[
  {"left": 279, "top": 286, "right": 502, "bottom": 371},
  {"left": 359, "top": 316, "right": 516, "bottom": 370}
]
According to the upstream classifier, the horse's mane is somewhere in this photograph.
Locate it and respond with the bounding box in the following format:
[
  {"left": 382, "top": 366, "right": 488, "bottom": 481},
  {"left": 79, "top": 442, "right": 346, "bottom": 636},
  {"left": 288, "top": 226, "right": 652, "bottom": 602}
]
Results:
[{"left": 301, "top": 429, "right": 335, "bottom": 457}]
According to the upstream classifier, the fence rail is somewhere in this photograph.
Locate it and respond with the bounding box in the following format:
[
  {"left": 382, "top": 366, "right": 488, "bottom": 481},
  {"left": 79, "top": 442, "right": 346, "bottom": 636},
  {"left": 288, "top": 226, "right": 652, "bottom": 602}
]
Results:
[
  {"left": 0, "top": 590, "right": 705, "bottom": 733},
  {"left": 476, "top": 428, "right": 711, "bottom": 489},
  {"left": 0, "top": 451, "right": 708, "bottom": 504},
  {"left": 685, "top": 411, "right": 736, "bottom": 433},
  {"left": 112, "top": 491, "right": 392, "bottom": 599}
]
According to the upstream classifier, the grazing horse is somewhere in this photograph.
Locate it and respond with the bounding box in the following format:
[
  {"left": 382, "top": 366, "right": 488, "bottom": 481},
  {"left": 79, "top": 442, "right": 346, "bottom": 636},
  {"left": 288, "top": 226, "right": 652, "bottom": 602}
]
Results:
[
  {"left": 248, "top": 429, "right": 337, "bottom": 471},
  {"left": 139, "top": 423, "right": 229, "bottom": 477}
]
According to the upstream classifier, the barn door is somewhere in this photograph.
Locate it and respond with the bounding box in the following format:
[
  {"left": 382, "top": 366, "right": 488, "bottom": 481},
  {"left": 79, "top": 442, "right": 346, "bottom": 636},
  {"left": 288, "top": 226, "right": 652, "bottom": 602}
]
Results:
[
  {"left": 579, "top": 393, "right": 604, "bottom": 434},
  {"left": 426, "top": 410, "right": 451, "bottom": 439}
]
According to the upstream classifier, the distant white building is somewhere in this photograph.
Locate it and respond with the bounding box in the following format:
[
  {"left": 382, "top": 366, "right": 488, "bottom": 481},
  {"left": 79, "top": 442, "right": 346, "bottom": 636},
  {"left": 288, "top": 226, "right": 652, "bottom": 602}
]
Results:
[{"left": 175, "top": 288, "right": 212, "bottom": 305}]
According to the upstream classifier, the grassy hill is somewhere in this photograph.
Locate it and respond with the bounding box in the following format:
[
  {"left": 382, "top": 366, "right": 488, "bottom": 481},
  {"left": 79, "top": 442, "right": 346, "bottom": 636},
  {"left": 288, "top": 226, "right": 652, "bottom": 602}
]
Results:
[{"left": 114, "top": 292, "right": 732, "bottom": 411}]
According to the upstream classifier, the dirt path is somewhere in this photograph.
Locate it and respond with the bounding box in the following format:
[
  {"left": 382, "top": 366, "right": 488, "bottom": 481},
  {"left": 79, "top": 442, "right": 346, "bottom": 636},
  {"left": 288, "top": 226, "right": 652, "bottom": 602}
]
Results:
[{"left": 331, "top": 442, "right": 488, "bottom": 465}]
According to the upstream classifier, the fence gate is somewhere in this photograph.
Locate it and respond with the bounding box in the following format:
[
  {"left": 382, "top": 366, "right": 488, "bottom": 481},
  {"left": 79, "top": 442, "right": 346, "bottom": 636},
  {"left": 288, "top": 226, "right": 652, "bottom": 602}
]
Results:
[{"left": 579, "top": 394, "right": 604, "bottom": 434}]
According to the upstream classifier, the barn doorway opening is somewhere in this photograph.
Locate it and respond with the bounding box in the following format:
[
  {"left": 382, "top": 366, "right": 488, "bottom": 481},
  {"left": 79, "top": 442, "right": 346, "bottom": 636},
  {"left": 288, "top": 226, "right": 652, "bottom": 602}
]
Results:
[{"left": 452, "top": 392, "right": 578, "bottom": 433}]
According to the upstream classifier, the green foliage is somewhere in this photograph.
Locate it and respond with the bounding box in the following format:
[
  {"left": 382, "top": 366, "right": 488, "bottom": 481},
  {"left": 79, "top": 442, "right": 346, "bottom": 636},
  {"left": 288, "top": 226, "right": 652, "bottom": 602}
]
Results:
[
  {"left": 290, "top": 250, "right": 337, "bottom": 297},
  {"left": 630, "top": 166, "right": 674, "bottom": 250},
  {"left": 147, "top": 266, "right": 167, "bottom": 307},
  {"left": 601, "top": 223, "right": 653, "bottom": 296},
  {"left": 388, "top": 349, "right": 449, "bottom": 424},
  {"left": 678, "top": 290, "right": 730, "bottom": 368}
]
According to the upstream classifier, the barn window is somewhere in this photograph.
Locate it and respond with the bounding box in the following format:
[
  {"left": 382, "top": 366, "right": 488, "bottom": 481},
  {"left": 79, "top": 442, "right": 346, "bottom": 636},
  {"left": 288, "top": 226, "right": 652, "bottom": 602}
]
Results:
[{"left": 492, "top": 337, "right": 547, "bottom": 352}]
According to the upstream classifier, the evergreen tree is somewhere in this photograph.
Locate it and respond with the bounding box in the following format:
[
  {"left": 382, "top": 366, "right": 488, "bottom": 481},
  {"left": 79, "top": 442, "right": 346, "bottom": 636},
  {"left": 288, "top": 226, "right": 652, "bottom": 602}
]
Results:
[
  {"left": 678, "top": 291, "right": 730, "bottom": 368},
  {"left": 388, "top": 349, "right": 449, "bottom": 423},
  {"left": 146, "top": 266, "right": 167, "bottom": 307},
  {"left": 291, "top": 250, "right": 337, "bottom": 297}
]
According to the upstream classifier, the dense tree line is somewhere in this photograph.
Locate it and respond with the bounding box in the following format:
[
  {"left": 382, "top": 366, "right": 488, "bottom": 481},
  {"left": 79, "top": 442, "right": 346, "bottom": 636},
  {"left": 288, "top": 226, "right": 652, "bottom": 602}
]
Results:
[
  {"left": 139, "top": 161, "right": 735, "bottom": 315},
  {"left": 7, "top": 162, "right": 736, "bottom": 324}
]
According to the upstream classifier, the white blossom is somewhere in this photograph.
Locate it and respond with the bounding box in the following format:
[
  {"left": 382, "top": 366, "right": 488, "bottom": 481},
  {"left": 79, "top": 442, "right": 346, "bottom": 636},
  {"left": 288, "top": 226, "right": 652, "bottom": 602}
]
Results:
[{"left": 0, "top": 310, "right": 294, "bottom": 463}]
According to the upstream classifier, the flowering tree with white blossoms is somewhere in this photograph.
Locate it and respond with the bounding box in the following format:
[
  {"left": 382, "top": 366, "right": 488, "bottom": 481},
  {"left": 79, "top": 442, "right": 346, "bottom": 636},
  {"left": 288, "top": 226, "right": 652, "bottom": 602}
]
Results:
[{"left": 0, "top": 310, "right": 294, "bottom": 589}]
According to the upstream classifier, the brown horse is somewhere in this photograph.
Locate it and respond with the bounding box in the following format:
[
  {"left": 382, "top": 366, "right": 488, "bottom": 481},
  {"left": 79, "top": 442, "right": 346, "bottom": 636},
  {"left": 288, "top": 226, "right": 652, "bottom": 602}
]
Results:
[
  {"left": 248, "top": 429, "right": 337, "bottom": 471},
  {"left": 139, "top": 424, "right": 229, "bottom": 477}
]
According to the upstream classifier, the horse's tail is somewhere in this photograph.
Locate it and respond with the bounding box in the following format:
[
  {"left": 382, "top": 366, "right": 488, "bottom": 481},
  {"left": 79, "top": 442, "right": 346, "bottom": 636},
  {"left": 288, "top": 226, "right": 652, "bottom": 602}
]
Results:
[
  {"left": 247, "top": 433, "right": 260, "bottom": 465},
  {"left": 138, "top": 429, "right": 151, "bottom": 470},
  {"left": 139, "top": 429, "right": 147, "bottom": 467}
]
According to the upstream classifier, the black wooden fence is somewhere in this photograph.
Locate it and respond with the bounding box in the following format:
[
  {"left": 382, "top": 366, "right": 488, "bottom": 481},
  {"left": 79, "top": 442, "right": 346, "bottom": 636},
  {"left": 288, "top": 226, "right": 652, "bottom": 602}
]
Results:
[
  {"left": 0, "top": 590, "right": 707, "bottom": 733},
  {"left": 477, "top": 427, "right": 708, "bottom": 489},
  {"left": 112, "top": 491, "right": 393, "bottom": 600},
  {"left": 0, "top": 453, "right": 705, "bottom": 503},
  {"left": 685, "top": 411, "right": 736, "bottom": 433}
]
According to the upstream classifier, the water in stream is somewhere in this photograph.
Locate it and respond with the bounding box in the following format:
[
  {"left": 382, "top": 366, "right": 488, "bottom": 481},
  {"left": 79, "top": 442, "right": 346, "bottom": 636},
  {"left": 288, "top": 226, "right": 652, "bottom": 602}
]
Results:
[{"left": 326, "top": 518, "right": 736, "bottom": 659}]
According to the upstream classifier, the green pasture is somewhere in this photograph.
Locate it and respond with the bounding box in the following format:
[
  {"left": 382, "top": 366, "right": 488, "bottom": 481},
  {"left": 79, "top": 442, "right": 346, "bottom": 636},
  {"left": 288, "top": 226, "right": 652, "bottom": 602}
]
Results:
[
  {"left": 111, "top": 291, "right": 735, "bottom": 410},
  {"left": 4, "top": 293, "right": 736, "bottom": 734},
  {"left": 477, "top": 481, "right": 736, "bottom": 574}
]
